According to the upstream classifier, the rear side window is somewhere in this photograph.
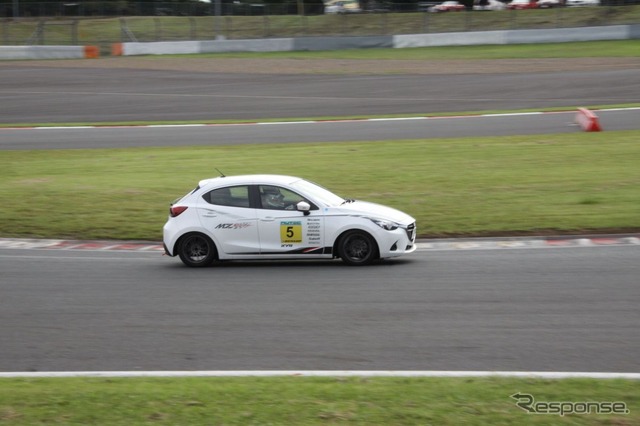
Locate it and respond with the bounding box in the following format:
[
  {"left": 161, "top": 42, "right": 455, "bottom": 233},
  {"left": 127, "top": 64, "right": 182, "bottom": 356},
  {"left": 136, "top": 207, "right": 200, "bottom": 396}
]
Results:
[{"left": 203, "top": 186, "right": 250, "bottom": 208}]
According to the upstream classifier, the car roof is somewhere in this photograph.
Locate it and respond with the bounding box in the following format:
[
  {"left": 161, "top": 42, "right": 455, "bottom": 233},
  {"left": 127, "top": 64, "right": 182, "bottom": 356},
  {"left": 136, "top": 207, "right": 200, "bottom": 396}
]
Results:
[{"left": 198, "top": 174, "right": 303, "bottom": 188}]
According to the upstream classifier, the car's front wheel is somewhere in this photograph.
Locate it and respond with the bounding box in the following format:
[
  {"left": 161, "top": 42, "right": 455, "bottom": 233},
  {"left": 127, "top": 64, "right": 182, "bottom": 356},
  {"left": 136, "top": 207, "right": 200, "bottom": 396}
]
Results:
[
  {"left": 178, "top": 233, "right": 217, "bottom": 267},
  {"left": 338, "top": 230, "right": 378, "bottom": 266}
]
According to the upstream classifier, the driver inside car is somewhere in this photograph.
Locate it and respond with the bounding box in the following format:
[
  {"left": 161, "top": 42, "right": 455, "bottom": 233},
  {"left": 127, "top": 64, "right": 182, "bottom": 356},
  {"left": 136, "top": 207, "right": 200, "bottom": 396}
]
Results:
[{"left": 262, "top": 187, "right": 293, "bottom": 210}]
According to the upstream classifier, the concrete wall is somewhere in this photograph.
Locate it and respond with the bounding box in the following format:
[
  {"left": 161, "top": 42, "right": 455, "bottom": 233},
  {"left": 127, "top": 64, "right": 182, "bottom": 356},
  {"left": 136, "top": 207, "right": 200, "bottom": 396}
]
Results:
[
  {"left": 114, "top": 25, "right": 639, "bottom": 56},
  {"left": 122, "top": 41, "right": 201, "bottom": 56},
  {"left": 200, "top": 38, "right": 294, "bottom": 53},
  {"left": 0, "top": 45, "right": 98, "bottom": 60},
  {"left": 505, "top": 25, "right": 633, "bottom": 44},
  {"left": 292, "top": 36, "right": 393, "bottom": 51},
  {"left": 394, "top": 31, "right": 505, "bottom": 48},
  {"left": 394, "top": 25, "right": 639, "bottom": 47}
]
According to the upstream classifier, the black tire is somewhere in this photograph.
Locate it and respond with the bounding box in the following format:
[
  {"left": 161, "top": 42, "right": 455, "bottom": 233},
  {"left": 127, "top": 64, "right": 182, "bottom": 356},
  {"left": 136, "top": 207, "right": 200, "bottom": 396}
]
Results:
[
  {"left": 178, "top": 233, "right": 217, "bottom": 267},
  {"left": 338, "top": 230, "right": 378, "bottom": 266}
]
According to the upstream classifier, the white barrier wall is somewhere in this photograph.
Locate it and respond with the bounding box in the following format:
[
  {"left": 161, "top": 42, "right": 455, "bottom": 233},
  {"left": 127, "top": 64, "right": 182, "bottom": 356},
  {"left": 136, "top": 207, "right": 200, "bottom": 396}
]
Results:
[
  {"left": 115, "top": 36, "right": 395, "bottom": 56},
  {"left": 506, "top": 25, "right": 631, "bottom": 44},
  {"left": 293, "top": 36, "right": 393, "bottom": 51},
  {"left": 200, "top": 38, "right": 294, "bottom": 53},
  {"left": 0, "top": 45, "right": 95, "bottom": 60},
  {"left": 394, "top": 25, "right": 636, "bottom": 48},
  {"left": 394, "top": 31, "right": 506, "bottom": 48},
  {"left": 113, "top": 25, "right": 639, "bottom": 56},
  {"left": 121, "top": 41, "right": 201, "bottom": 56}
]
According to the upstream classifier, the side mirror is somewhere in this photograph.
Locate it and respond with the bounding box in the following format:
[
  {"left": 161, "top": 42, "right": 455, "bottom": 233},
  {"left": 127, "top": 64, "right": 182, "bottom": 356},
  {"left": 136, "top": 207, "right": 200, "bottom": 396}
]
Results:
[{"left": 297, "top": 201, "right": 311, "bottom": 215}]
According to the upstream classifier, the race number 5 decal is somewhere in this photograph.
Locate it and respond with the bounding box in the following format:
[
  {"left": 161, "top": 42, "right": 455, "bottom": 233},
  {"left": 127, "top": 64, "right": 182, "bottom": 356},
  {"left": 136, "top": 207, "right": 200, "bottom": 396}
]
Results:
[{"left": 280, "top": 221, "right": 302, "bottom": 244}]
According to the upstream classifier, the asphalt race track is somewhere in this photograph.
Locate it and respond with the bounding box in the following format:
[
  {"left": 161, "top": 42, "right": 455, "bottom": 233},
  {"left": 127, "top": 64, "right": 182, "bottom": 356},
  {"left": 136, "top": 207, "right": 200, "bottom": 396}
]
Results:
[
  {"left": 1, "top": 245, "right": 639, "bottom": 372},
  {"left": 1, "top": 61, "right": 639, "bottom": 373},
  {"left": 1, "top": 109, "right": 639, "bottom": 150},
  {"left": 1, "top": 66, "right": 639, "bottom": 124}
]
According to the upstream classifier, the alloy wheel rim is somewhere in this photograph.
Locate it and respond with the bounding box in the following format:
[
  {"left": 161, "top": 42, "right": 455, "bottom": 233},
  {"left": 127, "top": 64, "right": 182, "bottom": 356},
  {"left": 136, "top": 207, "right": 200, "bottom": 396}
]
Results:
[
  {"left": 346, "top": 236, "right": 369, "bottom": 260},
  {"left": 185, "top": 236, "right": 208, "bottom": 262}
]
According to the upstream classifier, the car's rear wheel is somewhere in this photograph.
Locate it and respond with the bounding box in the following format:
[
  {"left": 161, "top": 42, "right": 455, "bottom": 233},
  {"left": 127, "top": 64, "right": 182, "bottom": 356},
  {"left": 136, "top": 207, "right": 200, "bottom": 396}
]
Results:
[
  {"left": 178, "top": 233, "right": 217, "bottom": 267},
  {"left": 338, "top": 230, "right": 378, "bottom": 266}
]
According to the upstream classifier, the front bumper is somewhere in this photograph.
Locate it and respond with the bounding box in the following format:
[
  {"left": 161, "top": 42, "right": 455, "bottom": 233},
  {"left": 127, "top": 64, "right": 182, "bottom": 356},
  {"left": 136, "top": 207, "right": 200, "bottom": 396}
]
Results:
[{"left": 377, "top": 222, "right": 417, "bottom": 258}]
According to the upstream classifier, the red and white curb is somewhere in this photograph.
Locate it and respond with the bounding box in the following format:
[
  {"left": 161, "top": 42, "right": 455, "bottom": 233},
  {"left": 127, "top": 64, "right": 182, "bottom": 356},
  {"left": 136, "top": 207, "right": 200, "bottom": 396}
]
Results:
[
  {"left": 0, "top": 370, "right": 638, "bottom": 379},
  {"left": 0, "top": 235, "right": 638, "bottom": 253},
  {"left": 0, "top": 238, "right": 163, "bottom": 252},
  {"left": 418, "top": 235, "right": 640, "bottom": 251}
]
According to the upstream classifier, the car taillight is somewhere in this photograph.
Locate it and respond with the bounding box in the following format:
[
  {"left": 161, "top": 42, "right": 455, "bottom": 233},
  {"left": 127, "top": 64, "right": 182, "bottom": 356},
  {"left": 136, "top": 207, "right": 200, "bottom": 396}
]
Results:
[{"left": 170, "top": 206, "right": 188, "bottom": 217}]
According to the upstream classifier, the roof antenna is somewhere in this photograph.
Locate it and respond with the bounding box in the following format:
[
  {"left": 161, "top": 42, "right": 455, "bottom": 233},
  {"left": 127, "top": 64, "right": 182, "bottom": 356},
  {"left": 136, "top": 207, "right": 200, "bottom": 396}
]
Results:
[{"left": 215, "top": 168, "right": 226, "bottom": 177}]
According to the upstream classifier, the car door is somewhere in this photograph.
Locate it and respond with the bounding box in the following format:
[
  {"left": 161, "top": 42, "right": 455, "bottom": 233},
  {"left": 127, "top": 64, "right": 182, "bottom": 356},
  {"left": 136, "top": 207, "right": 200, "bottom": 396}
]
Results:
[
  {"left": 255, "top": 185, "right": 326, "bottom": 256},
  {"left": 197, "top": 185, "right": 260, "bottom": 256}
]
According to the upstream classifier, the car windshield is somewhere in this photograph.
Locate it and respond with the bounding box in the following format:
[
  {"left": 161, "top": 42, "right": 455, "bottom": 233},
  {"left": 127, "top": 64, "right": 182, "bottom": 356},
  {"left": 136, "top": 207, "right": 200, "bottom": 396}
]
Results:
[{"left": 290, "top": 179, "right": 345, "bottom": 207}]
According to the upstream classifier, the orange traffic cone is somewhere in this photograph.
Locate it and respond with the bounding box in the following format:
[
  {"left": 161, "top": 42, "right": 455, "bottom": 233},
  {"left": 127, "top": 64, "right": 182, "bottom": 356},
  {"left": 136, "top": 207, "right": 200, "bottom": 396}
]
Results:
[{"left": 576, "top": 108, "right": 602, "bottom": 132}]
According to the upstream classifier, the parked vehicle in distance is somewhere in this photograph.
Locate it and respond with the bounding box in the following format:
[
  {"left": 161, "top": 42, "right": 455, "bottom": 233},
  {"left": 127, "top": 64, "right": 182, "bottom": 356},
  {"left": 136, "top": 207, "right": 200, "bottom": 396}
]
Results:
[
  {"left": 429, "top": 1, "right": 466, "bottom": 12},
  {"left": 473, "top": 0, "right": 507, "bottom": 10},
  {"left": 537, "top": 0, "right": 563, "bottom": 7},
  {"left": 566, "top": 0, "right": 599, "bottom": 6},
  {"left": 163, "top": 174, "right": 417, "bottom": 267},
  {"left": 418, "top": 1, "right": 439, "bottom": 11},
  {"left": 507, "top": 0, "right": 538, "bottom": 8},
  {"left": 324, "top": 0, "right": 362, "bottom": 13}
]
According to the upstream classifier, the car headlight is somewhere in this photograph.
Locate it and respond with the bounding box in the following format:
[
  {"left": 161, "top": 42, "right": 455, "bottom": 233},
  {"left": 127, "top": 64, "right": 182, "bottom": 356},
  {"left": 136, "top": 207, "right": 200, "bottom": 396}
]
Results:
[{"left": 368, "top": 218, "right": 399, "bottom": 231}]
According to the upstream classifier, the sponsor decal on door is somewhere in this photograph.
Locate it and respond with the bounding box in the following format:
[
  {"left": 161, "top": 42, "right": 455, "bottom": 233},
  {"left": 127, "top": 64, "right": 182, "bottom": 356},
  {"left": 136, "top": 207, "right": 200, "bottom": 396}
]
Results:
[{"left": 280, "top": 221, "right": 302, "bottom": 245}]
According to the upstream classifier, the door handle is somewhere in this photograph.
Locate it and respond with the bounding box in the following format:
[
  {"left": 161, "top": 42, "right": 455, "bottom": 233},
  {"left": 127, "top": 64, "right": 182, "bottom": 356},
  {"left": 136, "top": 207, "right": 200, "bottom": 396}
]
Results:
[
  {"left": 202, "top": 213, "right": 217, "bottom": 218},
  {"left": 261, "top": 217, "right": 275, "bottom": 222}
]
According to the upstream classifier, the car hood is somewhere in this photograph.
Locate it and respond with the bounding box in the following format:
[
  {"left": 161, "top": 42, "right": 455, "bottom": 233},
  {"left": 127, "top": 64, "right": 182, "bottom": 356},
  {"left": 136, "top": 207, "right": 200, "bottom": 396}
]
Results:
[{"left": 326, "top": 200, "right": 415, "bottom": 225}]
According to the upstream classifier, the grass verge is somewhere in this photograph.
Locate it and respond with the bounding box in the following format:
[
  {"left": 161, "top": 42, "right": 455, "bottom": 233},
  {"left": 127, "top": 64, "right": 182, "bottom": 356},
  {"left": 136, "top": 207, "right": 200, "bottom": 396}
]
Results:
[
  {"left": 1, "top": 131, "right": 639, "bottom": 240},
  {"left": 0, "top": 376, "right": 637, "bottom": 425}
]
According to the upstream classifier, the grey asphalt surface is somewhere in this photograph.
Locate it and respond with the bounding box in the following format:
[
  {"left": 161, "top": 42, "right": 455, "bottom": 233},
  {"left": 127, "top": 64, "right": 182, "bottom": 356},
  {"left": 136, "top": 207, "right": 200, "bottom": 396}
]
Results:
[
  {"left": 1, "top": 245, "right": 638, "bottom": 372},
  {"left": 1, "top": 67, "right": 639, "bottom": 124},
  {"left": 1, "top": 109, "right": 638, "bottom": 150}
]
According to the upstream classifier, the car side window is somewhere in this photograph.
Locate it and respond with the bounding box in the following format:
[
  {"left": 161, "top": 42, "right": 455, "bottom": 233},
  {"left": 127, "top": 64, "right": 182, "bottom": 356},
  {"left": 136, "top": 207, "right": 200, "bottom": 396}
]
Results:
[
  {"left": 259, "top": 185, "right": 311, "bottom": 210},
  {"left": 203, "top": 186, "right": 250, "bottom": 208}
]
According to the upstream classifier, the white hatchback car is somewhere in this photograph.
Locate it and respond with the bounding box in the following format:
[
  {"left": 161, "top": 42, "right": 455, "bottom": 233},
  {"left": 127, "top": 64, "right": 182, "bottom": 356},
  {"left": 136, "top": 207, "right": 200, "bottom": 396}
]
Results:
[{"left": 163, "top": 174, "right": 417, "bottom": 267}]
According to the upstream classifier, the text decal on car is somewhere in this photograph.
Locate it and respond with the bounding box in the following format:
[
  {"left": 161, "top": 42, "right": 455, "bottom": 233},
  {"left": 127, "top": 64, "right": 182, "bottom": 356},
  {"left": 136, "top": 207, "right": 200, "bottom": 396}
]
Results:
[
  {"left": 280, "top": 221, "right": 303, "bottom": 244},
  {"left": 215, "top": 223, "right": 252, "bottom": 229}
]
